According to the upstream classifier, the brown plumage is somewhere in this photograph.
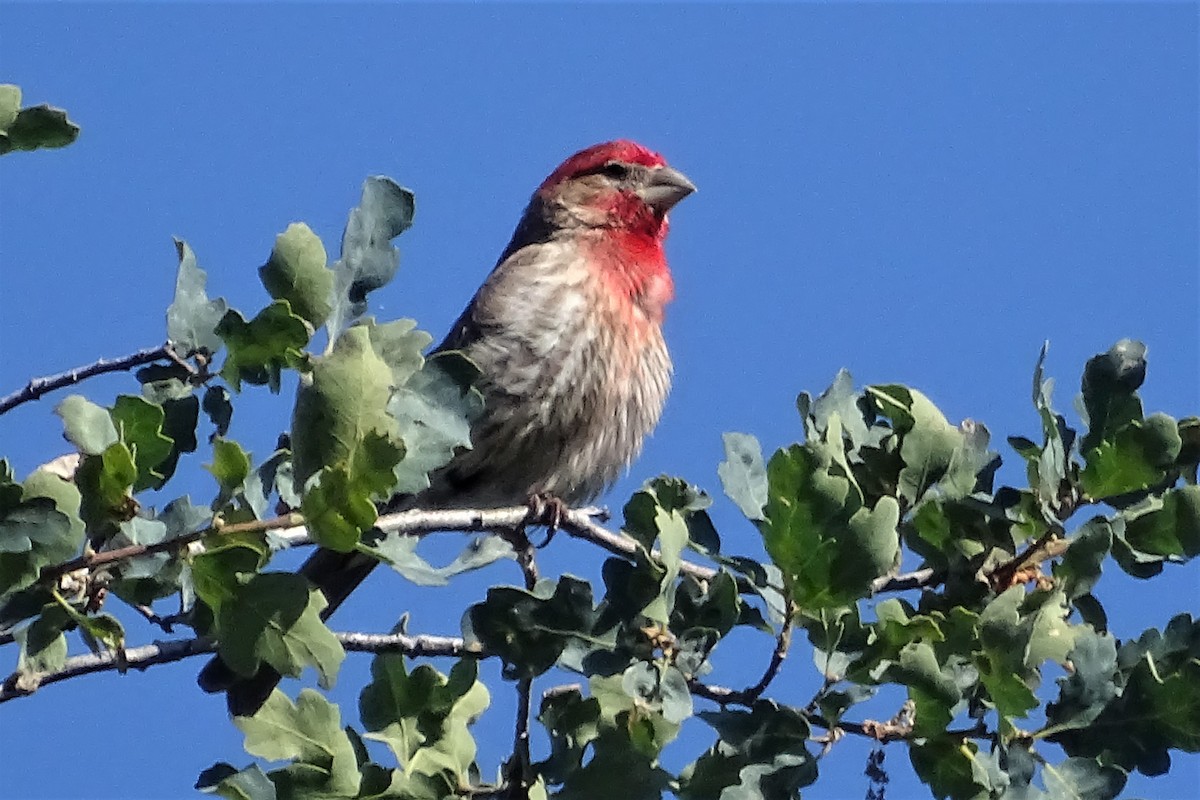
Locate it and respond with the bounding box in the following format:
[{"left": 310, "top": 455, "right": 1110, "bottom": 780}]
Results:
[{"left": 198, "top": 140, "right": 695, "bottom": 715}]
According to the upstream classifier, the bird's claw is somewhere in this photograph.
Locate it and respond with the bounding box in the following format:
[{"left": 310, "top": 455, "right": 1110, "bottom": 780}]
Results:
[{"left": 527, "top": 493, "right": 567, "bottom": 547}]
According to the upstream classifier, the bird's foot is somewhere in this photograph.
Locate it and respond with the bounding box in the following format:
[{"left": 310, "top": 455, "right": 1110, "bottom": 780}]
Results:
[{"left": 526, "top": 492, "right": 567, "bottom": 547}]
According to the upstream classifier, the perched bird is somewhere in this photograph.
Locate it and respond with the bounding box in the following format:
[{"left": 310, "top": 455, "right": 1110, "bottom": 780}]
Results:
[{"left": 198, "top": 140, "right": 695, "bottom": 715}]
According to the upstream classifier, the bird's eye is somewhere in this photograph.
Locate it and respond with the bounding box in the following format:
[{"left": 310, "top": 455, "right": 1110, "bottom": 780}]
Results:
[{"left": 600, "top": 161, "right": 630, "bottom": 180}]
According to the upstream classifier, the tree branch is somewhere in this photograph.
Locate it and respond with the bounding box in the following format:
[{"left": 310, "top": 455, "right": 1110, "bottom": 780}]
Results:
[
  {"left": 686, "top": 604, "right": 796, "bottom": 707},
  {"left": 988, "top": 527, "right": 1067, "bottom": 591},
  {"left": 38, "top": 513, "right": 305, "bottom": 585},
  {"left": 0, "top": 344, "right": 183, "bottom": 416},
  {"left": 36, "top": 503, "right": 940, "bottom": 618},
  {"left": 0, "top": 630, "right": 484, "bottom": 704},
  {"left": 498, "top": 523, "right": 540, "bottom": 798}
]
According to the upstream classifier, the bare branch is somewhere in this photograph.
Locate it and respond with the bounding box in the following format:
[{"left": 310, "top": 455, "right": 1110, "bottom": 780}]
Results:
[
  {"left": 988, "top": 527, "right": 1067, "bottom": 591},
  {"left": 0, "top": 344, "right": 181, "bottom": 416},
  {"left": 38, "top": 513, "right": 305, "bottom": 585},
  {"left": 0, "top": 630, "right": 483, "bottom": 704},
  {"left": 506, "top": 676, "right": 534, "bottom": 799},
  {"left": 496, "top": 523, "right": 540, "bottom": 798},
  {"left": 34, "top": 503, "right": 940, "bottom": 628},
  {"left": 873, "top": 567, "right": 940, "bottom": 594},
  {"left": 1, "top": 637, "right": 214, "bottom": 703}
]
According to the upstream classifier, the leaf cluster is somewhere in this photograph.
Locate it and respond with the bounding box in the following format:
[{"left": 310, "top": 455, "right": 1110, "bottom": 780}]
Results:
[
  {"left": 2, "top": 125, "right": 1196, "bottom": 799},
  {"left": 0, "top": 84, "right": 80, "bottom": 155}
]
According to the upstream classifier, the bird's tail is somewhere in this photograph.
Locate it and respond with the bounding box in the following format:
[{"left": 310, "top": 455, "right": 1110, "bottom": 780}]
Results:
[{"left": 196, "top": 547, "right": 380, "bottom": 717}]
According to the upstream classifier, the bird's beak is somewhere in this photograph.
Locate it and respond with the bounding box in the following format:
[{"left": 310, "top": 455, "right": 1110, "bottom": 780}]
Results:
[{"left": 638, "top": 165, "right": 697, "bottom": 212}]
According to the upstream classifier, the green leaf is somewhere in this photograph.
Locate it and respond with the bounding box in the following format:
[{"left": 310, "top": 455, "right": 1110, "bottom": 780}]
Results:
[
  {"left": 109, "top": 497, "right": 210, "bottom": 605},
  {"left": 301, "top": 466, "right": 379, "bottom": 552},
  {"left": 798, "top": 369, "right": 873, "bottom": 448},
  {"left": 909, "top": 736, "right": 995, "bottom": 800},
  {"left": 257, "top": 448, "right": 299, "bottom": 511},
  {"left": 235, "top": 690, "right": 359, "bottom": 796},
  {"left": 74, "top": 610, "right": 125, "bottom": 655},
  {"left": 154, "top": 393, "right": 200, "bottom": 486},
  {"left": 206, "top": 438, "right": 252, "bottom": 499},
  {"left": 762, "top": 444, "right": 899, "bottom": 609},
  {"left": 888, "top": 641, "right": 961, "bottom": 708},
  {"left": 259, "top": 222, "right": 334, "bottom": 328},
  {"left": 672, "top": 571, "right": 742, "bottom": 642},
  {"left": 302, "top": 429, "right": 403, "bottom": 552},
  {"left": 1079, "top": 339, "right": 1147, "bottom": 454},
  {"left": 366, "top": 317, "right": 432, "bottom": 388},
  {"left": 1178, "top": 416, "right": 1200, "bottom": 481},
  {"left": 202, "top": 385, "right": 234, "bottom": 439},
  {"left": 556, "top": 730, "right": 673, "bottom": 800},
  {"left": 941, "top": 419, "right": 1000, "bottom": 499},
  {"left": 195, "top": 763, "right": 277, "bottom": 800},
  {"left": 75, "top": 442, "right": 138, "bottom": 540},
  {"left": 189, "top": 531, "right": 270, "bottom": 616},
  {"left": 111, "top": 516, "right": 170, "bottom": 579},
  {"left": 1081, "top": 412, "right": 1181, "bottom": 499},
  {"left": 464, "top": 576, "right": 597, "bottom": 678},
  {"left": 217, "top": 573, "right": 344, "bottom": 687},
  {"left": 976, "top": 656, "right": 1038, "bottom": 727},
  {"left": 1041, "top": 757, "right": 1126, "bottom": 800},
  {"left": 868, "top": 384, "right": 963, "bottom": 506},
  {"left": 360, "top": 654, "right": 488, "bottom": 780},
  {"left": 718, "top": 432, "right": 768, "bottom": 522},
  {"left": 21, "top": 468, "right": 85, "bottom": 552},
  {"left": 327, "top": 176, "right": 416, "bottom": 338},
  {"left": 55, "top": 395, "right": 118, "bottom": 456},
  {"left": 292, "top": 324, "right": 399, "bottom": 490},
  {"left": 0, "top": 497, "right": 71, "bottom": 559},
  {"left": 111, "top": 395, "right": 175, "bottom": 492},
  {"left": 0, "top": 85, "right": 20, "bottom": 131},
  {"left": 1017, "top": 343, "right": 1079, "bottom": 519},
  {"left": 1119, "top": 485, "right": 1200, "bottom": 561},
  {"left": 1054, "top": 518, "right": 1111, "bottom": 601},
  {"left": 15, "top": 604, "right": 70, "bottom": 677},
  {"left": 852, "top": 600, "right": 946, "bottom": 680},
  {"left": 1046, "top": 614, "right": 1200, "bottom": 775},
  {"left": 1045, "top": 627, "right": 1120, "bottom": 733},
  {"left": 365, "top": 531, "right": 514, "bottom": 586},
  {"left": 619, "top": 481, "right": 691, "bottom": 624},
  {"left": 166, "top": 238, "right": 229, "bottom": 355},
  {"left": 0, "top": 91, "right": 80, "bottom": 155},
  {"left": 536, "top": 687, "right": 602, "bottom": 784},
  {"left": 387, "top": 351, "right": 483, "bottom": 495},
  {"left": 680, "top": 701, "right": 816, "bottom": 800},
  {"left": 1022, "top": 589, "right": 1078, "bottom": 669},
  {"left": 216, "top": 300, "right": 311, "bottom": 392}
]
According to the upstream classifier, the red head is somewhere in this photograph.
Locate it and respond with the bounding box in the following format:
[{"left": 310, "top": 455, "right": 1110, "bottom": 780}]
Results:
[
  {"left": 532, "top": 140, "right": 696, "bottom": 242},
  {"left": 516, "top": 141, "right": 693, "bottom": 320},
  {"left": 538, "top": 140, "right": 669, "bottom": 194}
]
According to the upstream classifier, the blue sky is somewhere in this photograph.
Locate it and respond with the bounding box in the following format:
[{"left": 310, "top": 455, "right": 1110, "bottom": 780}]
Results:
[{"left": 2, "top": 4, "right": 1196, "bottom": 798}]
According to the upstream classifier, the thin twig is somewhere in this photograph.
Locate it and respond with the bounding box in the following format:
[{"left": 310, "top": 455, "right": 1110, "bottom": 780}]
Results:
[
  {"left": 686, "top": 604, "right": 796, "bottom": 707},
  {"left": 131, "top": 604, "right": 190, "bottom": 634},
  {"left": 988, "top": 527, "right": 1065, "bottom": 591},
  {"left": 0, "top": 344, "right": 178, "bottom": 416},
  {"left": 507, "top": 677, "right": 534, "bottom": 800},
  {"left": 36, "top": 504, "right": 940, "bottom": 608},
  {"left": 873, "top": 567, "right": 938, "bottom": 593},
  {"left": 0, "top": 630, "right": 483, "bottom": 703},
  {"left": 1, "top": 637, "right": 213, "bottom": 703},
  {"left": 555, "top": 508, "right": 940, "bottom": 596},
  {"left": 39, "top": 513, "right": 305, "bottom": 584},
  {"left": 501, "top": 523, "right": 540, "bottom": 798},
  {"left": 336, "top": 631, "right": 481, "bottom": 659}
]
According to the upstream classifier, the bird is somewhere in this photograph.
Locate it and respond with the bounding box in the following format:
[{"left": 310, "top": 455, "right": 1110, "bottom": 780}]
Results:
[{"left": 198, "top": 139, "right": 695, "bottom": 715}]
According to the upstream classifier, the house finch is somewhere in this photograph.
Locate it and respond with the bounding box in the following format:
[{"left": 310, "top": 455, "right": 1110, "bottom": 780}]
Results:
[{"left": 199, "top": 140, "right": 695, "bottom": 715}]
